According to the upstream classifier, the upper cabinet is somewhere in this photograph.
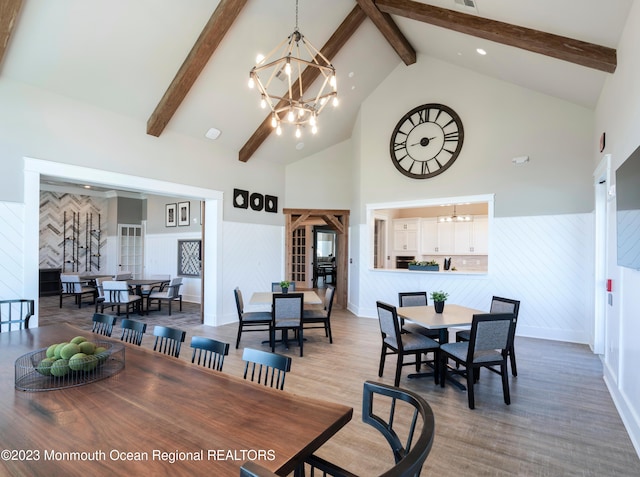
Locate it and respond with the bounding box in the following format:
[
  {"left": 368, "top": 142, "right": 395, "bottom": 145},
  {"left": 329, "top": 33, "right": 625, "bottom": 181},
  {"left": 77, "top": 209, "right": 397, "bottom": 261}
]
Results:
[
  {"left": 393, "top": 219, "right": 419, "bottom": 252},
  {"left": 417, "top": 216, "right": 488, "bottom": 255}
]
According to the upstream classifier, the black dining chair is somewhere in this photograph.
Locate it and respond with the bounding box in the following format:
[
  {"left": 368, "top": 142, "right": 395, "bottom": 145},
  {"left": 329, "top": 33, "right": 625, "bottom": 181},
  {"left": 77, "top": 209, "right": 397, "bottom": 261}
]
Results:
[
  {"left": 303, "top": 285, "right": 335, "bottom": 343},
  {"left": 271, "top": 292, "right": 304, "bottom": 356},
  {"left": 234, "top": 287, "right": 272, "bottom": 349},
  {"left": 91, "top": 312, "right": 117, "bottom": 337},
  {"left": 456, "top": 296, "right": 521, "bottom": 375},
  {"left": 120, "top": 318, "right": 147, "bottom": 346},
  {"left": 190, "top": 336, "right": 229, "bottom": 371},
  {"left": 242, "top": 347, "right": 292, "bottom": 390},
  {"left": 0, "top": 299, "right": 34, "bottom": 332},
  {"left": 441, "top": 313, "right": 516, "bottom": 409},
  {"left": 302, "top": 380, "right": 436, "bottom": 477},
  {"left": 376, "top": 301, "right": 440, "bottom": 387},
  {"left": 152, "top": 325, "right": 186, "bottom": 358},
  {"left": 398, "top": 291, "right": 441, "bottom": 341}
]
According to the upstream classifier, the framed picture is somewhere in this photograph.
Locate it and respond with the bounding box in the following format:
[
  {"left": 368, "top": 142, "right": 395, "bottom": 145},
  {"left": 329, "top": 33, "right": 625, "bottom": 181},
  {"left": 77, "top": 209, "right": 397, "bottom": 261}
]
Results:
[
  {"left": 178, "top": 201, "right": 190, "bottom": 226},
  {"left": 165, "top": 203, "right": 177, "bottom": 227},
  {"left": 178, "top": 239, "right": 201, "bottom": 277}
]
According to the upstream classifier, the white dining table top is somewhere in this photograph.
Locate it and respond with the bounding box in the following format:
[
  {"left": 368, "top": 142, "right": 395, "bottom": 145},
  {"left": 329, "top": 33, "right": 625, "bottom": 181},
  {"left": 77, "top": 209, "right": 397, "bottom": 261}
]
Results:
[
  {"left": 250, "top": 291, "right": 323, "bottom": 305},
  {"left": 397, "top": 304, "right": 486, "bottom": 329}
]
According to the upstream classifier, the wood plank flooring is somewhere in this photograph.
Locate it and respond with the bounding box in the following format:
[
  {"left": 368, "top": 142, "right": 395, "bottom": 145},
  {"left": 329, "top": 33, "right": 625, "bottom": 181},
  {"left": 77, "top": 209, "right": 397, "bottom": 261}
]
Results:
[{"left": 38, "top": 294, "right": 639, "bottom": 476}]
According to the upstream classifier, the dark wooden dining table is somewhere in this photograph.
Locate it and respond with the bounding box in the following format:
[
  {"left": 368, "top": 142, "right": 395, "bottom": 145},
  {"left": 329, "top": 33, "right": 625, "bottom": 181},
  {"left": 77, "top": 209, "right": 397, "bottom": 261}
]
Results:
[{"left": 0, "top": 323, "right": 353, "bottom": 476}]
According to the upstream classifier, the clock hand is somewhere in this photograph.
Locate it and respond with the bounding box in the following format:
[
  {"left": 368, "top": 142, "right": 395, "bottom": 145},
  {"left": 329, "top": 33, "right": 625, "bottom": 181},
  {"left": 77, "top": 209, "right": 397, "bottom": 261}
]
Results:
[{"left": 410, "top": 137, "right": 436, "bottom": 147}]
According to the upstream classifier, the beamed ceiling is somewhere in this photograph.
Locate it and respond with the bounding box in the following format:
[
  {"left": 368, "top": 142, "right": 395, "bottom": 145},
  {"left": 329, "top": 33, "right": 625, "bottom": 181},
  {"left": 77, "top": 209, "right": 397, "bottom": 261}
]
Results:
[{"left": 0, "top": 0, "right": 632, "bottom": 165}]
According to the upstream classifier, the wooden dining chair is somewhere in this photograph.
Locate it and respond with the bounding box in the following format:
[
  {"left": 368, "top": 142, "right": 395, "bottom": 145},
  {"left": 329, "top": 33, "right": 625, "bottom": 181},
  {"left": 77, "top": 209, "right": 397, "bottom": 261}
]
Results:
[
  {"left": 302, "top": 381, "right": 436, "bottom": 477},
  {"left": 152, "top": 325, "right": 186, "bottom": 358},
  {"left": 398, "top": 291, "right": 441, "bottom": 341},
  {"left": 0, "top": 299, "right": 34, "bottom": 333},
  {"left": 119, "top": 318, "right": 147, "bottom": 346},
  {"left": 91, "top": 312, "right": 116, "bottom": 337},
  {"left": 190, "top": 336, "right": 229, "bottom": 371},
  {"left": 303, "top": 285, "right": 335, "bottom": 343},
  {"left": 456, "top": 296, "right": 521, "bottom": 375},
  {"left": 441, "top": 313, "right": 516, "bottom": 409},
  {"left": 234, "top": 287, "right": 272, "bottom": 349},
  {"left": 242, "top": 347, "right": 292, "bottom": 390},
  {"left": 271, "top": 293, "right": 304, "bottom": 357},
  {"left": 376, "top": 301, "right": 440, "bottom": 387}
]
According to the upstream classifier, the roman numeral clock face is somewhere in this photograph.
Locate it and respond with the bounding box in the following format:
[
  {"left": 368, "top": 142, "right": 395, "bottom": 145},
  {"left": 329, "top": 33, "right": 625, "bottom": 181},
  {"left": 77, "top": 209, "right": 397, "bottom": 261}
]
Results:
[{"left": 389, "top": 103, "right": 464, "bottom": 179}]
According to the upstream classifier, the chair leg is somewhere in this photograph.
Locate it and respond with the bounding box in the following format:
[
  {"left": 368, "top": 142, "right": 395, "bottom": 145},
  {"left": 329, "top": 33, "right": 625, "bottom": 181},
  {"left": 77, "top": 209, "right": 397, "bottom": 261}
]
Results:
[
  {"left": 299, "top": 328, "right": 304, "bottom": 357},
  {"left": 509, "top": 345, "right": 518, "bottom": 376},
  {"left": 378, "top": 345, "right": 387, "bottom": 378},
  {"left": 501, "top": 362, "right": 511, "bottom": 405},
  {"left": 235, "top": 325, "right": 242, "bottom": 349},
  {"left": 415, "top": 352, "right": 421, "bottom": 372},
  {"left": 327, "top": 322, "right": 333, "bottom": 344},
  {"left": 440, "top": 353, "right": 447, "bottom": 388},
  {"left": 168, "top": 301, "right": 172, "bottom": 316},
  {"left": 394, "top": 353, "right": 403, "bottom": 387},
  {"left": 467, "top": 366, "right": 476, "bottom": 409}
]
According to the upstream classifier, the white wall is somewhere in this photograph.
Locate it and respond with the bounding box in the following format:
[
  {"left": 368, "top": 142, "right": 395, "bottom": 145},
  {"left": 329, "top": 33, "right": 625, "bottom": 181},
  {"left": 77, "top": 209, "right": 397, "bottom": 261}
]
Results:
[{"left": 595, "top": 0, "right": 640, "bottom": 456}]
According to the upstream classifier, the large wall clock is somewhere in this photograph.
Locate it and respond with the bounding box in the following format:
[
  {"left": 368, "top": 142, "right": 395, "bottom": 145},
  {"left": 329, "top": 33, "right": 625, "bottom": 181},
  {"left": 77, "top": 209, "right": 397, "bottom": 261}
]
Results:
[{"left": 389, "top": 103, "right": 464, "bottom": 179}]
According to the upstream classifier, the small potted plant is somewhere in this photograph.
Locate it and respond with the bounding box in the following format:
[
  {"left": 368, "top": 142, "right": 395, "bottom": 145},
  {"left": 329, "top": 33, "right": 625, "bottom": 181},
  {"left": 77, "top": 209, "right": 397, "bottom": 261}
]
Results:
[
  {"left": 430, "top": 290, "right": 449, "bottom": 313},
  {"left": 408, "top": 259, "right": 440, "bottom": 271},
  {"left": 279, "top": 280, "right": 291, "bottom": 293}
]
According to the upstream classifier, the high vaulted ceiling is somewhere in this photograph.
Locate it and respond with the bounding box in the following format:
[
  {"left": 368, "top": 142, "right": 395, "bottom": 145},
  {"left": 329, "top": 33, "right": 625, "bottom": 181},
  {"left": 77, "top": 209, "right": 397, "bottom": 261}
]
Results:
[{"left": 1, "top": 0, "right": 633, "bottom": 166}]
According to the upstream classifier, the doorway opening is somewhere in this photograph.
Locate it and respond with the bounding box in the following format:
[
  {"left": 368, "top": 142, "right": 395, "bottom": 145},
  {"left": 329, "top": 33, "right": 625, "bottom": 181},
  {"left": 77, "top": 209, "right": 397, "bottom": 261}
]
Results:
[{"left": 313, "top": 227, "right": 337, "bottom": 288}]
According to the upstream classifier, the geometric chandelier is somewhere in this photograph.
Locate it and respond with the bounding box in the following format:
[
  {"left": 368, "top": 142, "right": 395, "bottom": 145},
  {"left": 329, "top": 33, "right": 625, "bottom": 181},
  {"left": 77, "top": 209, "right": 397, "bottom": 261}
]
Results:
[{"left": 248, "top": 0, "right": 338, "bottom": 138}]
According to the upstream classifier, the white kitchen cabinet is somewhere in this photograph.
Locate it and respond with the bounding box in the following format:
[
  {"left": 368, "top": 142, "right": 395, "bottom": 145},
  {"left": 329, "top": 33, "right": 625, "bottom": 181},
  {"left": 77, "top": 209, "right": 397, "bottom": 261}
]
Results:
[
  {"left": 471, "top": 216, "right": 488, "bottom": 254},
  {"left": 452, "top": 216, "right": 488, "bottom": 254},
  {"left": 393, "top": 219, "right": 419, "bottom": 252},
  {"left": 419, "top": 218, "right": 439, "bottom": 253},
  {"left": 436, "top": 221, "right": 455, "bottom": 254}
]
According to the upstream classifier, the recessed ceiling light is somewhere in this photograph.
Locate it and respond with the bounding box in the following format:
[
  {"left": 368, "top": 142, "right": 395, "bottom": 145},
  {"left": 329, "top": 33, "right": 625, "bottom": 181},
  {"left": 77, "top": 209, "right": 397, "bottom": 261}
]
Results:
[
  {"left": 205, "top": 127, "right": 221, "bottom": 140},
  {"left": 296, "top": 142, "right": 305, "bottom": 150},
  {"left": 476, "top": 48, "right": 487, "bottom": 55}
]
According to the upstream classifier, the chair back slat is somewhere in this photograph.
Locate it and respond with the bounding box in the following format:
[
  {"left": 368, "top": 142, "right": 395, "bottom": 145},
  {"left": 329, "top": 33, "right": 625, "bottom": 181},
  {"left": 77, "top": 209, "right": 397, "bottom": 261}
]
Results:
[
  {"left": 242, "top": 348, "right": 291, "bottom": 390},
  {"left": 153, "top": 325, "right": 186, "bottom": 358},
  {"left": 0, "top": 299, "right": 34, "bottom": 332}
]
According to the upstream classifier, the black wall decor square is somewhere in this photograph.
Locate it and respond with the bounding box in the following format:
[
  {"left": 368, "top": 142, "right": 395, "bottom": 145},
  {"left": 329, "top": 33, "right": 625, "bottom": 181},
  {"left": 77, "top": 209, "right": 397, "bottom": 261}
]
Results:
[{"left": 233, "top": 188, "right": 249, "bottom": 209}]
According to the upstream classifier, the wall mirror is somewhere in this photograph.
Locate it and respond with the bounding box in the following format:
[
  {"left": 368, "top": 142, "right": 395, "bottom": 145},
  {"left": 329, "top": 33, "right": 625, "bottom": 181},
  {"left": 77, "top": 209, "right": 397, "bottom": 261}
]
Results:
[{"left": 367, "top": 194, "right": 494, "bottom": 273}]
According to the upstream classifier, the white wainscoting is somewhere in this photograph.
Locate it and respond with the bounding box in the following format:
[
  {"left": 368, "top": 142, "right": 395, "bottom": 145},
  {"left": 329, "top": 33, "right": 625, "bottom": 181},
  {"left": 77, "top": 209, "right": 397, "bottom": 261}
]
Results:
[
  {"left": 220, "top": 221, "right": 283, "bottom": 326},
  {"left": 354, "top": 213, "right": 594, "bottom": 344},
  {"left": 0, "top": 202, "right": 25, "bottom": 299},
  {"left": 144, "top": 232, "right": 202, "bottom": 304}
]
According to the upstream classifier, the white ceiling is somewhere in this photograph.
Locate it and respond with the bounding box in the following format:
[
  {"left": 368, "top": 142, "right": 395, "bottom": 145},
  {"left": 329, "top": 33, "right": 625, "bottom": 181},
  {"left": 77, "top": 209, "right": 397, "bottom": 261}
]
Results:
[{"left": 1, "top": 0, "right": 634, "bottom": 167}]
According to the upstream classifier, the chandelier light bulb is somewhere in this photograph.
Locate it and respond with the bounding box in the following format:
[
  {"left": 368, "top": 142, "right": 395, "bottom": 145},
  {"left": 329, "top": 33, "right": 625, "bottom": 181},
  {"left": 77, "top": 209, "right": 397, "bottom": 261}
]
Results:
[
  {"left": 256, "top": 54, "right": 265, "bottom": 64},
  {"left": 309, "top": 115, "right": 316, "bottom": 126},
  {"left": 332, "top": 97, "right": 339, "bottom": 107},
  {"left": 285, "top": 60, "right": 291, "bottom": 76},
  {"left": 312, "top": 124, "right": 318, "bottom": 134},
  {"left": 295, "top": 126, "right": 302, "bottom": 138},
  {"left": 271, "top": 115, "right": 277, "bottom": 128},
  {"left": 248, "top": 76, "right": 255, "bottom": 89},
  {"left": 287, "top": 109, "right": 295, "bottom": 122},
  {"left": 330, "top": 74, "right": 337, "bottom": 89},
  {"left": 260, "top": 96, "right": 267, "bottom": 109},
  {"left": 276, "top": 124, "right": 282, "bottom": 136},
  {"left": 298, "top": 108, "right": 305, "bottom": 118}
]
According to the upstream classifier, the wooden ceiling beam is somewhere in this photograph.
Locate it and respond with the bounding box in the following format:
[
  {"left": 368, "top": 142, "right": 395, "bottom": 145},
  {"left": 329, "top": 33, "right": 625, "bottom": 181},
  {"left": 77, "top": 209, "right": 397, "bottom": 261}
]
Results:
[
  {"left": 146, "top": 0, "right": 248, "bottom": 137},
  {"left": 356, "top": 0, "right": 415, "bottom": 65},
  {"left": 0, "top": 0, "right": 24, "bottom": 69},
  {"left": 375, "top": 0, "right": 616, "bottom": 73},
  {"left": 239, "top": 5, "right": 367, "bottom": 162}
]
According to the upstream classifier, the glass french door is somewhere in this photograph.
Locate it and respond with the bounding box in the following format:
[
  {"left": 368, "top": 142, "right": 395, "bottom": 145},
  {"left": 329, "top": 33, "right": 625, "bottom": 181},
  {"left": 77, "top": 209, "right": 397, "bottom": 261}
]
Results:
[{"left": 117, "top": 224, "right": 144, "bottom": 278}]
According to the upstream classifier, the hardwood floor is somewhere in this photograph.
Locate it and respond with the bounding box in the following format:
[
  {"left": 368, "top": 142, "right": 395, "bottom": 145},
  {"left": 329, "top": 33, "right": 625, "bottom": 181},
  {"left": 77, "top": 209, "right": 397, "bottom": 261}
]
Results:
[{"left": 39, "top": 294, "right": 639, "bottom": 476}]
